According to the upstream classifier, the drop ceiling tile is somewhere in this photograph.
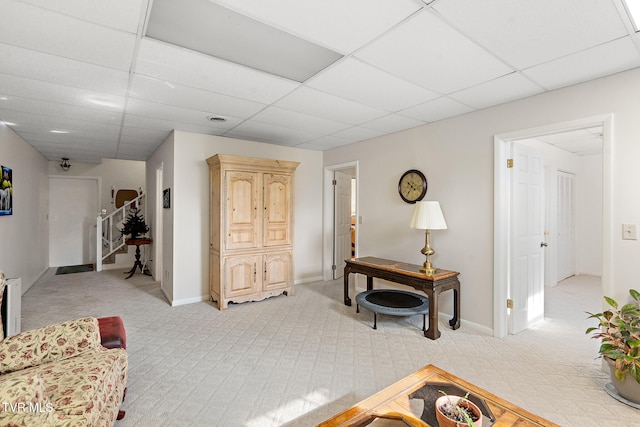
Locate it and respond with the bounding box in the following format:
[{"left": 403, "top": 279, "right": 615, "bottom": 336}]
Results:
[
  {"left": 522, "top": 37, "right": 640, "bottom": 90},
  {"left": 0, "top": 109, "right": 122, "bottom": 135},
  {"left": 0, "top": 1, "right": 137, "bottom": 70},
  {"left": 226, "top": 120, "right": 319, "bottom": 146},
  {"left": 360, "top": 113, "right": 426, "bottom": 134},
  {"left": 399, "top": 97, "right": 474, "bottom": 123},
  {"left": 12, "top": 127, "right": 119, "bottom": 145},
  {"left": 19, "top": 0, "right": 145, "bottom": 33},
  {"left": 130, "top": 75, "right": 266, "bottom": 119},
  {"left": 307, "top": 58, "right": 440, "bottom": 112},
  {"left": 537, "top": 127, "right": 603, "bottom": 145},
  {"left": 275, "top": 86, "right": 388, "bottom": 125},
  {"left": 122, "top": 113, "right": 230, "bottom": 136},
  {"left": 135, "top": 38, "right": 299, "bottom": 104},
  {"left": 301, "top": 135, "right": 356, "bottom": 149},
  {"left": 250, "top": 106, "right": 351, "bottom": 134},
  {"left": 0, "top": 73, "right": 126, "bottom": 112},
  {"left": 449, "top": 72, "right": 544, "bottom": 109},
  {"left": 356, "top": 10, "right": 513, "bottom": 94},
  {"left": 332, "top": 126, "right": 387, "bottom": 142},
  {"left": 1, "top": 96, "right": 122, "bottom": 125},
  {"left": 433, "top": 0, "right": 628, "bottom": 69},
  {"left": 0, "top": 43, "right": 130, "bottom": 95},
  {"left": 213, "top": 0, "right": 421, "bottom": 53},
  {"left": 126, "top": 98, "right": 242, "bottom": 129},
  {"left": 120, "top": 126, "right": 170, "bottom": 142}
]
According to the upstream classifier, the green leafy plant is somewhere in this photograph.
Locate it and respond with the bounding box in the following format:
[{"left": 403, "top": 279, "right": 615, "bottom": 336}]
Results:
[
  {"left": 585, "top": 289, "right": 640, "bottom": 384},
  {"left": 118, "top": 208, "right": 149, "bottom": 239}
]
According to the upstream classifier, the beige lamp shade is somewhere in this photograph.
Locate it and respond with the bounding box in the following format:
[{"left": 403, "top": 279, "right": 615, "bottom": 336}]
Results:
[{"left": 409, "top": 201, "right": 447, "bottom": 230}]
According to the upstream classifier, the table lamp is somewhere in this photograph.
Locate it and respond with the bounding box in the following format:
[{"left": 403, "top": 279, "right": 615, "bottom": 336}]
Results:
[{"left": 409, "top": 201, "right": 447, "bottom": 275}]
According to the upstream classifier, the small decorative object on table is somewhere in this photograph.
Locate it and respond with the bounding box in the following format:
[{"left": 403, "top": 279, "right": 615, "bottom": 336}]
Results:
[
  {"left": 435, "top": 392, "right": 483, "bottom": 427},
  {"left": 585, "top": 288, "right": 640, "bottom": 406}
]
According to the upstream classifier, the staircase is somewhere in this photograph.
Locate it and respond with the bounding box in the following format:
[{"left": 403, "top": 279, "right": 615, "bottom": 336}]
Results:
[{"left": 96, "top": 193, "right": 146, "bottom": 272}]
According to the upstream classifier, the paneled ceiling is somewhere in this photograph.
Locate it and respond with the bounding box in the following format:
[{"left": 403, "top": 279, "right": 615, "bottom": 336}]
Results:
[{"left": 0, "top": 0, "right": 638, "bottom": 163}]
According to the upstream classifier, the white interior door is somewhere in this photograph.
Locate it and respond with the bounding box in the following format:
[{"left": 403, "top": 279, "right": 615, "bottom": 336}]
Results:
[
  {"left": 333, "top": 170, "right": 352, "bottom": 279},
  {"left": 49, "top": 177, "right": 99, "bottom": 267},
  {"left": 510, "top": 143, "right": 545, "bottom": 334},
  {"left": 557, "top": 171, "right": 575, "bottom": 281}
]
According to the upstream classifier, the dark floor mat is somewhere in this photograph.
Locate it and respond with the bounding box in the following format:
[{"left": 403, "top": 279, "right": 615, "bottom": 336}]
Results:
[{"left": 55, "top": 264, "right": 94, "bottom": 275}]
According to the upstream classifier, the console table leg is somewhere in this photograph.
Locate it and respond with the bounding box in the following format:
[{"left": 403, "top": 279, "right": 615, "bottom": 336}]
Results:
[
  {"left": 424, "top": 291, "right": 441, "bottom": 340},
  {"left": 449, "top": 284, "right": 461, "bottom": 330},
  {"left": 344, "top": 269, "right": 352, "bottom": 306}
]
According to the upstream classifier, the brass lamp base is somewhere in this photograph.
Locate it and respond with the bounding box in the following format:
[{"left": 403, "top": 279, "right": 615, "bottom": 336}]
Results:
[
  {"left": 420, "top": 261, "right": 436, "bottom": 276},
  {"left": 420, "top": 229, "right": 437, "bottom": 276}
]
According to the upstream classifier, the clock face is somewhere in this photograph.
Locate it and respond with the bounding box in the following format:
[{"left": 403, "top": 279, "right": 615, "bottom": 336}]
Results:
[{"left": 398, "top": 169, "right": 427, "bottom": 204}]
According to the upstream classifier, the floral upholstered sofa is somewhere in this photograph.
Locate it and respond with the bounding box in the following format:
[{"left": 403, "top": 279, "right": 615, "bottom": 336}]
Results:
[{"left": 0, "top": 317, "right": 128, "bottom": 426}]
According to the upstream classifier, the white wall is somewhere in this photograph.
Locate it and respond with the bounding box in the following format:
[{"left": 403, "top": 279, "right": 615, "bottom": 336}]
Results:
[
  {"left": 48, "top": 158, "right": 146, "bottom": 214},
  {"left": 146, "top": 131, "right": 323, "bottom": 306},
  {"left": 146, "top": 132, "right": 175, "bottom": 302},
  {"left": 0, "top": 124, "right": 49, "bottom": 293},
  {"left": 577, "top": 154, "right": 603, "bottom": 275},
  {"left": 324, "top": 66, "right": 640, "bottom": 330}
]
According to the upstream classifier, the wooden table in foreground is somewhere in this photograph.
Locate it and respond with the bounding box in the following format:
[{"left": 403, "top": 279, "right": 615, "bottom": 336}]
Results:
[
  {"left": 344, "top": 257, "right": 460, "bottom": 339},
  {"left": 317, "top": 364, "right": 559, "bottom": 427}
]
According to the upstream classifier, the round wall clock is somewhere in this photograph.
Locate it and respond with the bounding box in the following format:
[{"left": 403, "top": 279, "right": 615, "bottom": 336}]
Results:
[{"left": 398, "top": 169, "right": 427, "bottom": 204}]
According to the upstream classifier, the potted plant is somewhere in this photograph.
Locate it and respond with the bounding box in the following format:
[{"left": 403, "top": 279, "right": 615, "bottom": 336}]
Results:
[
  {"left": 119, "top": 208, "right": 149, "bottom": 239},
  {"left": 435, "top": 392, "right": 482, "bottom": 427},
  {"left": 585, "top": 288, "right": 640, "bottom": 404}
]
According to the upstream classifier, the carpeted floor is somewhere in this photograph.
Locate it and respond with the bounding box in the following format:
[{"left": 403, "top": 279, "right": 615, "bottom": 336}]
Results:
[{"left": 20, "top": 270, "right": 640, "bottom": 426}]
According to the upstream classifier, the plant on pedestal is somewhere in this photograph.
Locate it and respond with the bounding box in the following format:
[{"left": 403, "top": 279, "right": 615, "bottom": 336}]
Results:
[{"left": 119, "top": 208, "right": 149, "bottom": 239}]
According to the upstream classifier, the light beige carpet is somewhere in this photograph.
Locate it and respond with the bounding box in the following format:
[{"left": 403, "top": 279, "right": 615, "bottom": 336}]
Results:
[{"left": 20, "top": 270, "right": 639, "bottom": 426}]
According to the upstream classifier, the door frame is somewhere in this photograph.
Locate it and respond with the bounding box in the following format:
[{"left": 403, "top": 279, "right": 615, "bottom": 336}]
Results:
[
  {"left": 323, "top": 161, "right": 359, "bottom": 281},
  {"left": 493, "top": 115, "right": 613, "bottom": 338},
  {"left": 155, "top": 163, "right": 164, "bottom": 285}
]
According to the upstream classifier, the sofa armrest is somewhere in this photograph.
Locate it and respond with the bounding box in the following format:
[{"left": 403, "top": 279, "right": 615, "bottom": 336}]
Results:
[{"left": 0, "top": 318, "right": 101, "bottom": 374}]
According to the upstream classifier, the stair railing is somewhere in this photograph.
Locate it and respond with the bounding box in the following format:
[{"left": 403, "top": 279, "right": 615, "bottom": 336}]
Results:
[{"left": 96, "top": 193, "right": 146, "bottom": 272}]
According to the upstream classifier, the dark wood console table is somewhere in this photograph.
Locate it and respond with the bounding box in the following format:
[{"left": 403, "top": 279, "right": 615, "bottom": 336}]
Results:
[
  {"left": 344, "top": 257, "right": 460, "bottom": 340},
  {"left": 124, "top": 238, "right": 152, "bottom": 279}
]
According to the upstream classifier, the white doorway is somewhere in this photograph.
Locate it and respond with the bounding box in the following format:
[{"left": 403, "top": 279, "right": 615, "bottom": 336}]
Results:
[
  {"left": 493, "top": 115, "right": 612, "bottom": 338},
  {"left": 333, "top": 169, "right": 354, "bottom": 279},
  {"left": 49, "top": 176, "right": 100, "bottom": 267},
  {"left": 509, "top": 142, "right": 546, "bottom": 334},
  {"left": 323, "top": 161, "right": 358, "bottom": 281},
  {"left": 557, "top": 171, "right": 576, "bottom": 281},
  {"left": 155, "top": 164, "right": 164, "bottom": 285}
]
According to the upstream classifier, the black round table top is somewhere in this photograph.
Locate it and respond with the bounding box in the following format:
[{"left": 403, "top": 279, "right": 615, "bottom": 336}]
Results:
[{"left": 356, "top": 289, "right": 429, "bottom": 317}]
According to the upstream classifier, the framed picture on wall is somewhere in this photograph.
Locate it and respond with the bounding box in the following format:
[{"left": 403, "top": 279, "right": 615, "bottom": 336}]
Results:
[
  {"left": 163, "top": 188, "right": 170, "bottom": 209},
  {"left": 0, "top": 165, "right": 13, "bottom": 216}
]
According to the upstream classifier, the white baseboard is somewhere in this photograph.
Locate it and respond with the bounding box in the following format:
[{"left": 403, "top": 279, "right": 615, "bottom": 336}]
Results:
[
  {"left": 170, "top": 295, "right": 208, "bottom": 307},
  {"left": 295, "top": 275, "right": 323, "bottom": 285}
]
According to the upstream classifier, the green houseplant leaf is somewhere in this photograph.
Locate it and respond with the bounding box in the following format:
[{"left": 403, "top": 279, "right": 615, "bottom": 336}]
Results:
[{"left": 586, "top": 289, "right": 640, "bottom": 384}]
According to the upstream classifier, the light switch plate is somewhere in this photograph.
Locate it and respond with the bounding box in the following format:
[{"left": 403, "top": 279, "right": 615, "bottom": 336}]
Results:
[{"left": 623, "top": 224, "right": 637, "bottom": 240}]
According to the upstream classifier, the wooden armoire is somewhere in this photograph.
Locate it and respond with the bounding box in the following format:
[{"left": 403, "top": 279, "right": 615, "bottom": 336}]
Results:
[{"left": 206, "top": 154, "right": 299, "bottom": 309}]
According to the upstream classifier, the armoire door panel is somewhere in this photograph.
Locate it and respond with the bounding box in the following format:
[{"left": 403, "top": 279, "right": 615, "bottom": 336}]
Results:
[
  {"left": 264, "top": 174, "right": 291, "bottom": 247},
  {"left": 224, "top": 255, "right": 259, "bottom": 297},
  {"left": 263, "top": 253, "right": 291, "bottom": 291},
  {"left": 225, "top": 171, "right": 259, "bottom": 250}
]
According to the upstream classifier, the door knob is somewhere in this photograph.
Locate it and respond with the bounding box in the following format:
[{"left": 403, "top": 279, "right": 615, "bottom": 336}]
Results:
[{"left": 540, "top": 242, "right": 548, "bottom": 247}]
